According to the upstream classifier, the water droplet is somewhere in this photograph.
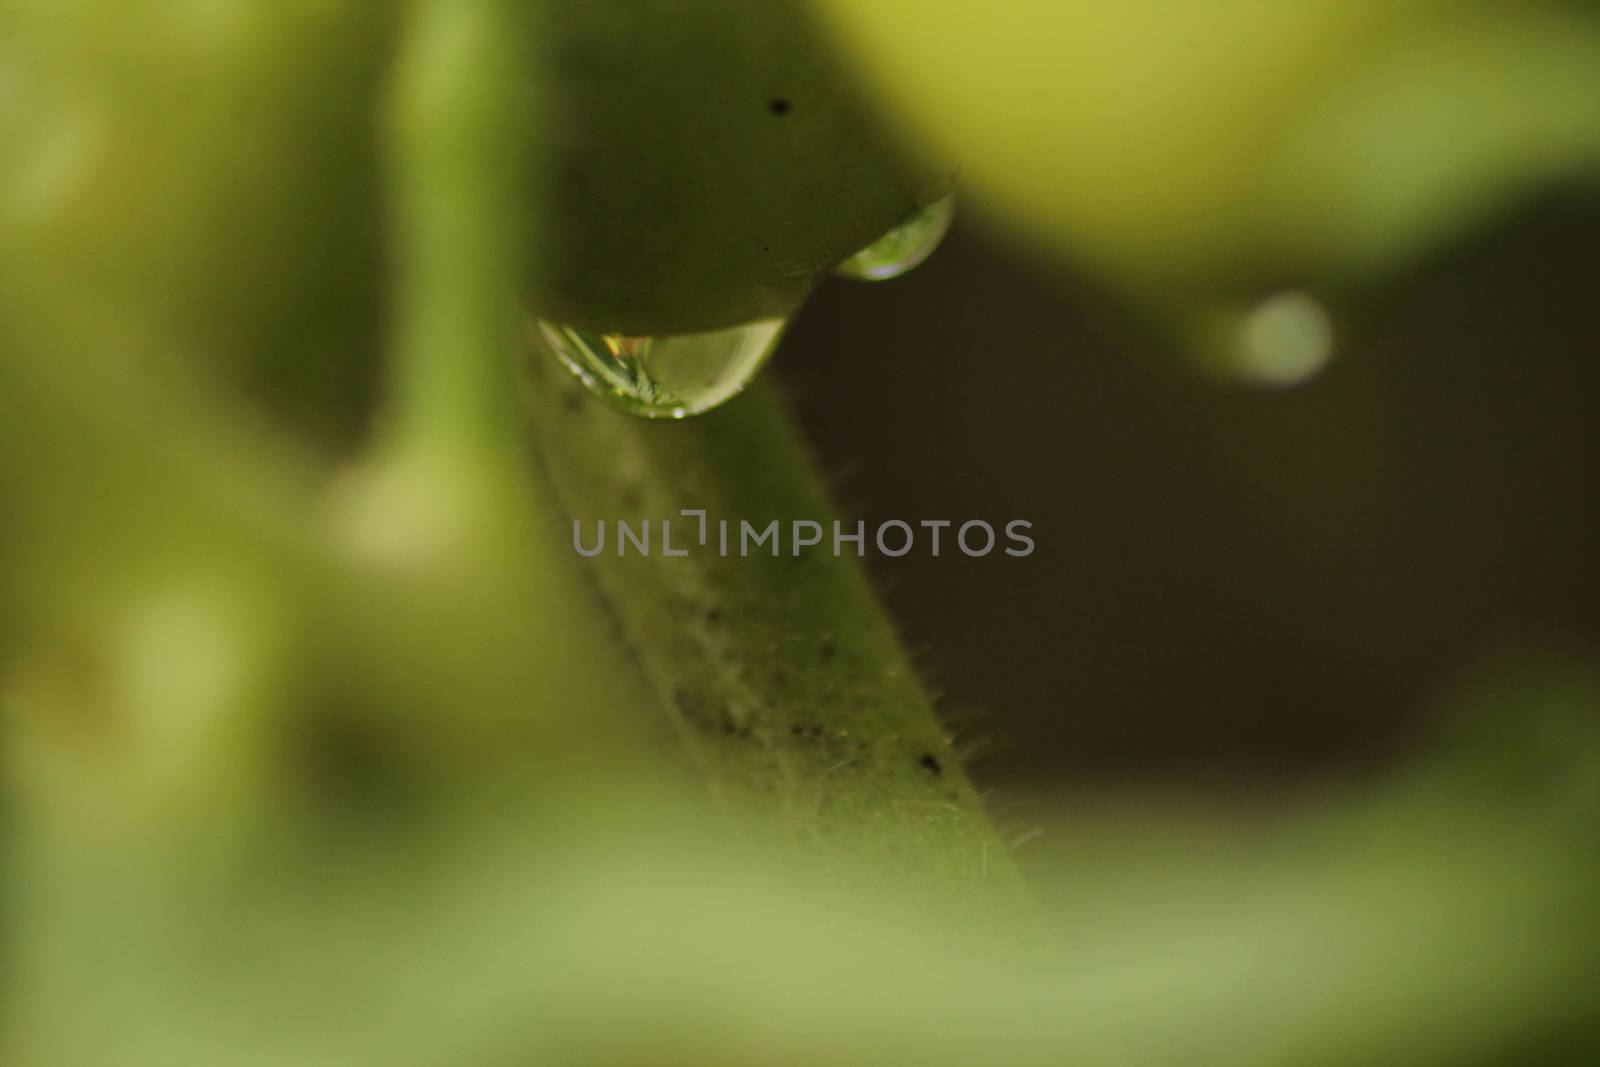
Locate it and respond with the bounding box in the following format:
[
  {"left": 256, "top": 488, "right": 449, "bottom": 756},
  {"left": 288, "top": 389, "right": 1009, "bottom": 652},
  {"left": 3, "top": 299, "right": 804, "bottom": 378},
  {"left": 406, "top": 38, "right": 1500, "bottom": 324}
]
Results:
[
  {"left": 835, "top": 195, "right": 956, "bottom": 282},
  {"left": 538, "top": 318, "right": 786, "bottom": 418},
  {"left": 1217, "top": 290, "right": 1335, "bottom": 387}
]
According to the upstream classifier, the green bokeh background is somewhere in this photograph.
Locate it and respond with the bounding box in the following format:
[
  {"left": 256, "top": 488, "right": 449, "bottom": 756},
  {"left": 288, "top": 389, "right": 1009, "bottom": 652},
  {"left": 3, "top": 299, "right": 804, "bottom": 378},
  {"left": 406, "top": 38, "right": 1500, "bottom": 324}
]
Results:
[{"left": 4, "top": 1, "right": 1600, "bottom": 1063}]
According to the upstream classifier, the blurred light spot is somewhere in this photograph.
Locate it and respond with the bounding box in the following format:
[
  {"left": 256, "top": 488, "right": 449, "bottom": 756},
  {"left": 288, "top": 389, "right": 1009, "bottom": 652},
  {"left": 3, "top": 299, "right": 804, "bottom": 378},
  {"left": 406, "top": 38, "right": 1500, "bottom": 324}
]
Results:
[
  {"left": 1232, "top": 290, "right": 1335, "bottom": 388},
  {"left": 5, "top": 103, "right": 105, "bottom": 227},
  {"left": 114, "top": 577, "right": 265, "bottom": 790}
]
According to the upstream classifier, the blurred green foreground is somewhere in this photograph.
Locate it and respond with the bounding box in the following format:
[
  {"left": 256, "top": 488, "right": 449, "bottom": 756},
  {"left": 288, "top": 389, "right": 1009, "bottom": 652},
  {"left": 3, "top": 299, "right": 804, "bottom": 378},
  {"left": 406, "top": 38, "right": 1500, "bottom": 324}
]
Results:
[{"left": 2, "top": 2, "right": 1599, "bottom": 1064}]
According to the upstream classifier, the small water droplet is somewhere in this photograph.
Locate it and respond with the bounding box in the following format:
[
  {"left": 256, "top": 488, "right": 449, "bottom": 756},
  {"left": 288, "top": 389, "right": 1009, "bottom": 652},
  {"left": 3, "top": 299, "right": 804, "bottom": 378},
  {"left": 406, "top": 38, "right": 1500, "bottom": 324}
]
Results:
[
  {"left": 538, "top": 318, "right": 786, "bottom": 418},
  {"left": 1215, "top": 290, "right": 1335, "bottom": 387},
  {"left": 835, "top": 195, "right": 956, "bottom": 282}
]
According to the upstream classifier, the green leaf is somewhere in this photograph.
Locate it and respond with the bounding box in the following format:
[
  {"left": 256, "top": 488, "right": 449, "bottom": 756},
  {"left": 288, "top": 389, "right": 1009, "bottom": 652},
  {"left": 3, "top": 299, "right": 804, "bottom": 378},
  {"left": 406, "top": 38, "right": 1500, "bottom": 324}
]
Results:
[{"left": 812, "top": 0, "right": 1600, "bottom": 293}]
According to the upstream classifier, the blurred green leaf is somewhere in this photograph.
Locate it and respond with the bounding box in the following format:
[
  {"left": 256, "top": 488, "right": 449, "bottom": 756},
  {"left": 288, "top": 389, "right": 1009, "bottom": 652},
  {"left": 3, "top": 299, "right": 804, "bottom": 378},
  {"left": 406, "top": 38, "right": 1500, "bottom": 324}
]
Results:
[{"left": 813, "top": 0, "right": 1600, "bottom": 295}]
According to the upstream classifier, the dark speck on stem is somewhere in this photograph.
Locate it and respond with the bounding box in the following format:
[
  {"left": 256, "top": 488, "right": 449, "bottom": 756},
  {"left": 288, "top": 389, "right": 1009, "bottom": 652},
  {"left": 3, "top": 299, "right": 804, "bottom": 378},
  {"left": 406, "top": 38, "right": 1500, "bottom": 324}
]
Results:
[{"left": 768, "top": 97, "right": 792, "bottom": 116}]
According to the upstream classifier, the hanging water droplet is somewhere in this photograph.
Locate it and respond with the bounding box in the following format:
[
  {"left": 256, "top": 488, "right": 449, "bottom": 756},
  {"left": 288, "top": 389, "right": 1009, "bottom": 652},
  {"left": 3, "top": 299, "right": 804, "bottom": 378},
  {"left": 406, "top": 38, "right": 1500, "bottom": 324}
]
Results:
[
  {"left": 538, "top": 318, "right": 786, "bottom": 418},
  {"left": 1212, "top": 290, "right": 1335, "bottom": 388},
  {"left": 834, "top": 195, "right": 956, "bottom": 282}
]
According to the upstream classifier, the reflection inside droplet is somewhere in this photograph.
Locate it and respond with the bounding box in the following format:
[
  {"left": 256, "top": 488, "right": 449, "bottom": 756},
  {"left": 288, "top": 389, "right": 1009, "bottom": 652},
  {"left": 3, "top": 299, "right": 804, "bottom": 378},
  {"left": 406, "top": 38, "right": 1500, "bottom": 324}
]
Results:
[
  {"left": 1229, "top": 290, "right": 1335, "bottom": 387},
  {"left": 538, "top": 318, "right": 786, "bottom": 418},
  {"left": 835, "top": 195, "right": 957, "bottom": 282}
]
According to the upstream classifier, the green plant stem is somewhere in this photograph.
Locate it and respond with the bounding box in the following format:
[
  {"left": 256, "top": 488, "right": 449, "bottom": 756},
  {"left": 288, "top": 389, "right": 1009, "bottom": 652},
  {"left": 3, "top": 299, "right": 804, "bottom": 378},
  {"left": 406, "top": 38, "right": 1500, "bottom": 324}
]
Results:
[
  {"left": 383, "top": 0, "right": 535, "bottom": 469},
  {"left": 521, "top": 354, "right": 1034, "bottom": 922}
]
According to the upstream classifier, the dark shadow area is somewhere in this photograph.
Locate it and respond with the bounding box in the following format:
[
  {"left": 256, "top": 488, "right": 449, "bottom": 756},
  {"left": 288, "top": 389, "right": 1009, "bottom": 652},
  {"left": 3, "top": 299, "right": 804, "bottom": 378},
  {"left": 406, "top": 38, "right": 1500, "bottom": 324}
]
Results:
[{"left": 778, "top": 195, "right": 1600, "bottom": 788}]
